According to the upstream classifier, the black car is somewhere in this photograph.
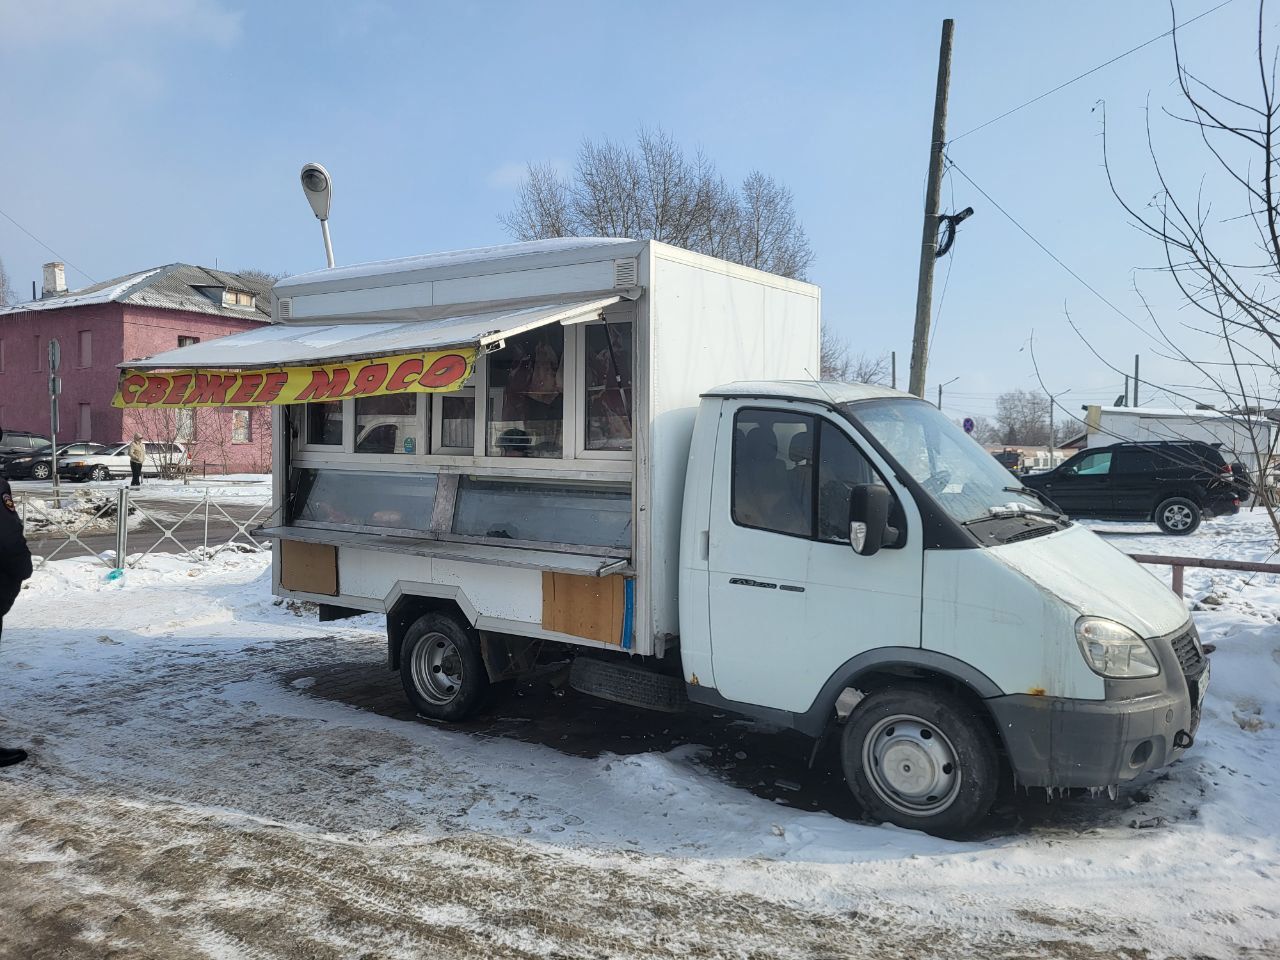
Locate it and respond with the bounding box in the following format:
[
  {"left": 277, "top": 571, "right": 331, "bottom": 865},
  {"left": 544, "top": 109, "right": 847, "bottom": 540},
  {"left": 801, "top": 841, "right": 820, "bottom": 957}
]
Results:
[
  {"left": 1022, "top": 441, "right": 1247, "bottom": 535},
  {"left": 3, "top": 441, "right": 106, "bottom": 480},
  {"left": 0, "top": 429, "right": 52, "bottom": 458}
]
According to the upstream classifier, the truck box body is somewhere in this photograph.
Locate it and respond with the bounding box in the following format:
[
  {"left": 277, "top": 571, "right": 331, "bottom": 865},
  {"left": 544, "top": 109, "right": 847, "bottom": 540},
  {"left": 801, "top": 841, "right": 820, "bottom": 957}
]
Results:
[{"left": 132, "top": 238, "right": 818, "bottom": 657}]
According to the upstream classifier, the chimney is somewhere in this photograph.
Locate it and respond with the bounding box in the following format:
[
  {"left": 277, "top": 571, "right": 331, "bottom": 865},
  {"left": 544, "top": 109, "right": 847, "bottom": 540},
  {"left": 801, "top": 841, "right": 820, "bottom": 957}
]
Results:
[{"left": 41, "top": 262, "right": 67, "bottom": 298}]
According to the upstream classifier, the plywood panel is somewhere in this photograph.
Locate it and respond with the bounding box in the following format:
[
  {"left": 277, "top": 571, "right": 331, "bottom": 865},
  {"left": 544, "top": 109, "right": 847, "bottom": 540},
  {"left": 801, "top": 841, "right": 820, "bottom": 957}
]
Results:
[
  {"left": 542, "top": 573, "right": 626, "bottom": 645},
  {"left": 280, "top": 540, "right": 338, "bottom": 596}
]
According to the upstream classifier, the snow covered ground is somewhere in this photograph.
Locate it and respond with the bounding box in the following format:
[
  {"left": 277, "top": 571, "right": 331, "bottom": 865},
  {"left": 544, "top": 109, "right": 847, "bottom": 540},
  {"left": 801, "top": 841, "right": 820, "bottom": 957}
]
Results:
[{"left": 0, "top": 510, "right": 1277, "bottom": 958}]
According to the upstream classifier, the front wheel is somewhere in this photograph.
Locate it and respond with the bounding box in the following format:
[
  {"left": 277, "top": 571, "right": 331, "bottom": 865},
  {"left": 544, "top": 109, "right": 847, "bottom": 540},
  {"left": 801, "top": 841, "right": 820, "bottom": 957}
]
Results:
[
  {"left": 399, "top": 612, "right": 490, "bottom": 721},
  {"left": 1155, "top": 497, "right": 1201, "bottom": 535},
  {"left": 31, "top": 462, "right": 51, "bottom": 480},
  {"left": 841, "top": 683, "right": 999, "bottom": 838}
]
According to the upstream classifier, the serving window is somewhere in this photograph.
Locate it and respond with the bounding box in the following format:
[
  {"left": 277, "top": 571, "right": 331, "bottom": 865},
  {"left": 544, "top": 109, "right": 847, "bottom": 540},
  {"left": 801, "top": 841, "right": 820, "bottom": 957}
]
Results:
[
  {"left": 452, "top": 476, "right": 631, "bottom": 549},
  {"left": 289, "top": 468, "right": 438, "bottom": 533}
]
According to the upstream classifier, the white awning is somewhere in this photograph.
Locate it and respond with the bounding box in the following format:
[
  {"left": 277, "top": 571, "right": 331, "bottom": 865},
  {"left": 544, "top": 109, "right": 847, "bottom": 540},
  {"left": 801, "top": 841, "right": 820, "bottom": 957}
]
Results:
[{"left": 123, "top": 296, "right": 621, "bottom": 370}]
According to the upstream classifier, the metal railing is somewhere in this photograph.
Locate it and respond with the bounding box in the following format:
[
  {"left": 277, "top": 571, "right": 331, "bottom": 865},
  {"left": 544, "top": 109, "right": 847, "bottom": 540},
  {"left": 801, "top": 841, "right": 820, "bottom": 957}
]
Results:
[
  {"left": 14, "top": 487, "right": 279, "bottom": 570},
  {"left": 1127, "top": 553, "right": 1280, "bottom": 597}
]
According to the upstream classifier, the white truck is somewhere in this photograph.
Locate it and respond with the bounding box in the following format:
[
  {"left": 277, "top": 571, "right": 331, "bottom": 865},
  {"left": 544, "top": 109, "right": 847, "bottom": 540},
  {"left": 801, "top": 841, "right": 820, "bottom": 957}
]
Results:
[{"left": 124, "top": 238, "right": 1208, "bottom": 836}]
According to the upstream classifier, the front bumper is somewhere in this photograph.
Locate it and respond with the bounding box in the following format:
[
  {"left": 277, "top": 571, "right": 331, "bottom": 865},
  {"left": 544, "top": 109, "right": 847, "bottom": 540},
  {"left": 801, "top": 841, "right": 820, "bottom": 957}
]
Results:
[{"left": 987, "top": 624, "right": 1208, "bottom": 789}]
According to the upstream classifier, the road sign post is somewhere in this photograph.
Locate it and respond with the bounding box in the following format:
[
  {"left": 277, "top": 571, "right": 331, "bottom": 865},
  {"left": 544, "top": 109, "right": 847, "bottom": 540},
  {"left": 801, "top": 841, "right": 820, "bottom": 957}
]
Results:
[{"left": 48, "top": 339, "right": 61, "bottom": 507}]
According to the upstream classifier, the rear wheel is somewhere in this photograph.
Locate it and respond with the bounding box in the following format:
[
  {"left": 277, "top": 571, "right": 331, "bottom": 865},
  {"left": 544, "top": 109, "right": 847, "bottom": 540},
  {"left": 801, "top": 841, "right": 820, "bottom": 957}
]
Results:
[
  {"left": 399, "top": 612, "right": 490, "bottom": 721},
  {"left": 90, "top": 465, "right": 110, "bottom": 481},
  {"left": 841, "top": 683, "right": 999, "bottom": 838},
  {"left": 31, "top": 462, "right": 51, "bottom": 480},
  {"left": 1155, "top": 497, "right": 1201, "bottom": 535}
]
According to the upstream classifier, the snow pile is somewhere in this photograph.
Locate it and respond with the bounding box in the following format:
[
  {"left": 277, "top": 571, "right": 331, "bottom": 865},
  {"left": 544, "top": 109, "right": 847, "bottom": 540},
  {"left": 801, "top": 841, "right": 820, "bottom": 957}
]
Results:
[
  {"left": 0, "top": 513, "right": 1275, "bottom": 957},
  {"left": 14, "top": 490, "right": 141, "bottom": 535}
]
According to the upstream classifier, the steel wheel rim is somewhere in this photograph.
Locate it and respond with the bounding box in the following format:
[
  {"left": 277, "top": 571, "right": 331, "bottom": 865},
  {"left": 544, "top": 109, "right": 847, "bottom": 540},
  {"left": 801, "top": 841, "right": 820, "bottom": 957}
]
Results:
[
  {"left": 862, "top": 713, "right": 961, "bottom": 817},
  {"left": 1163, "top": 504, "right": 1193, "bottom": 530},
  {"left": 33, "top": 463, "right": 50, "bottom": 479},
  {"left": 410, "top": 632, "right": 464, "bottom": 705}
]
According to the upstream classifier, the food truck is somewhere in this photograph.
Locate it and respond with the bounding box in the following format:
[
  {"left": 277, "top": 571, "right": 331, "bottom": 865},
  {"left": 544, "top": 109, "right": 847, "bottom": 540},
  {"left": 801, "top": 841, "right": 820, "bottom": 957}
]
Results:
[{"left": 116, "top": 237, "right": 1207, "bottom": 836}]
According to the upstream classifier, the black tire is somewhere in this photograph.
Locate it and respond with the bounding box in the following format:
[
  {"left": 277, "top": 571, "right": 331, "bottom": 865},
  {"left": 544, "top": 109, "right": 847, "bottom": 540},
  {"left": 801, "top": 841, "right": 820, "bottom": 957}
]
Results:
[
  {"left": 31, "top": 462, "right": 51, "bottom": 480},
  {"left": 840, "top": 683, "right": 999, "bottom": 838},
  {"left": 1155, "top": 496, "right": 1201, "bottom": 535},
  {"left": 90, "top": 465, "right": 110, "bottom": 481},
  {"left": 399, "top": 612, "right": 490, "bottom": 721}
]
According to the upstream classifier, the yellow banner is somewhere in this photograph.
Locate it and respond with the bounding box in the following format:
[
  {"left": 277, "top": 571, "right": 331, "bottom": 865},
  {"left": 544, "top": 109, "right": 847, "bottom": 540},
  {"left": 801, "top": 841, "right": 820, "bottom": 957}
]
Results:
[{"left": 112, "top": 348, "right": 477, "bottom": 409}]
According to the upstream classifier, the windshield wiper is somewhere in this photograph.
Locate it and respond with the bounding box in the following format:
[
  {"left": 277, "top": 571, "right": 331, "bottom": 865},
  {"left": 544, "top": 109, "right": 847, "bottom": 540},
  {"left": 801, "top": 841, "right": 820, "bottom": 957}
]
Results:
[
  {"left": 1003, "top": 485, "right": 1065, "bottom": 515},
  {"left": 962, "top": 506, "right": 1066, "bottom": 527}
]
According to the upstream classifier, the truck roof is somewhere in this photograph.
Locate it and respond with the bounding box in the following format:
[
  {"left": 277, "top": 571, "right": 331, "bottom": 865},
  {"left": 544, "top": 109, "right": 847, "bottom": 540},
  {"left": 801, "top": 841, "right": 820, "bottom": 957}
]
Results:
[{"left": 704, "top": 380, "right": 911, "bottom": 404}]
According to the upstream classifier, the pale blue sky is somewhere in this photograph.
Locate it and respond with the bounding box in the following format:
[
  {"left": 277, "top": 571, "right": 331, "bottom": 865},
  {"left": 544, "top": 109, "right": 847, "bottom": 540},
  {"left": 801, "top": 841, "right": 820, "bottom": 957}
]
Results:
[{"left": 0, "top": 0, "right": 1263, "bottom": 423}]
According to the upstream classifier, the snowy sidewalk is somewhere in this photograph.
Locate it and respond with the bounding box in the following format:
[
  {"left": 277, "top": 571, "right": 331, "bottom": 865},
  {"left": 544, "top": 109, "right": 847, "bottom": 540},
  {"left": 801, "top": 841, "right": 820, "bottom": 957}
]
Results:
[{"left": 0, "top": 513, "right": 1277, "bottom": 958}]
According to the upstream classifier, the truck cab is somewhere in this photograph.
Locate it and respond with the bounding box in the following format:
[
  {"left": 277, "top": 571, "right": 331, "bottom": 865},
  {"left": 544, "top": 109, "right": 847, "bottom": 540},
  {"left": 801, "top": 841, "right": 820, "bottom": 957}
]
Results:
[{"left": 679, "top": 382, "right": 1207, "bottom": 836}]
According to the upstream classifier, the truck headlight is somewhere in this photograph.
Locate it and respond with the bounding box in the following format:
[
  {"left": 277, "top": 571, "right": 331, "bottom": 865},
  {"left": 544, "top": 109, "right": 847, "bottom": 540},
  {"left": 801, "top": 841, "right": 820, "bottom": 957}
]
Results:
[{"left": 1076, "top": 617, "right": 1160, "bottom": 678}]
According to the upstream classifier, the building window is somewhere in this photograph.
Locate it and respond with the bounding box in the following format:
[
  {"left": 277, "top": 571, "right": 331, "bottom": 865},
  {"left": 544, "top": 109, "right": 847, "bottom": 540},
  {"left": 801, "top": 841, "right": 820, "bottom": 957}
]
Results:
[
  {"left": 176, "top": 408, "right": 197, "bottom": 442},
  {"left": 232, "top": 409, "right": 252, "bottom": 444},
  {"left": 222, "top": 289, "right": 256, "bottom": 309},
  {"left": 78, "top": 330, "right": 92, "bottom": 368},
  {"left": 78, "top": 403, "right": 92, "bottom": 439},
  {"left": 355, "top": 394, "right": 419, "bottom": 454},
  {"left": 33, "top": 334, "right": 41, "bottom": 371},
  {"left": 0, "top": 339, "right": 5, "bottom": 372},
  {"left": 178, "top": 335, "right": 200, "bottom": 348},
  {"left": 306, "top": 400, "right": 343, "bottom": 446},
  {"left": 583, "top": 321, "right": 633, "bottom": 452},
  {"left": 485, "top": 326, "right": 564, "bottom": 458}
]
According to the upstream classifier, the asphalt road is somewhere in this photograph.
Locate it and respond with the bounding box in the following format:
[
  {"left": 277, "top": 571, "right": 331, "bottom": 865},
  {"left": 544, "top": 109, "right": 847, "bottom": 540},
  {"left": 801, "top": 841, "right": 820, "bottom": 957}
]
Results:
[{"left": 8, "top": 480, "right": 274, "bottom": 561}]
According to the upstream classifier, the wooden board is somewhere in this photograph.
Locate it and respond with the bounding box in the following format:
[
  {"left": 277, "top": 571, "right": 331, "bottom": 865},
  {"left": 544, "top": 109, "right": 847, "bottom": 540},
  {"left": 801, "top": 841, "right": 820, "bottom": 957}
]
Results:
[
  {"left": 280, "top": 540, "right": 339, "bottom": 596},
  {"left": 542, "top": 572, "right": 627, "bottom": 645}
]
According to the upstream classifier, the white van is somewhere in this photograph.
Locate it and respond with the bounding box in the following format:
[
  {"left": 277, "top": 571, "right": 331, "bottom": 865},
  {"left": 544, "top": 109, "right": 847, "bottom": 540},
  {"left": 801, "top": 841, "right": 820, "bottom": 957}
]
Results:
[{"left": 125, "top": 238, "right": 1207, "bottom": 836}]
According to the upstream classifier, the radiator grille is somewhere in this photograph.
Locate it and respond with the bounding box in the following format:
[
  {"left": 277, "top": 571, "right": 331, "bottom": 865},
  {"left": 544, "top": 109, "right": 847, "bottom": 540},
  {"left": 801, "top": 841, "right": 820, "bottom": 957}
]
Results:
[{"left": 1171, "top": 628, "right": 1204, "bottom": 674}]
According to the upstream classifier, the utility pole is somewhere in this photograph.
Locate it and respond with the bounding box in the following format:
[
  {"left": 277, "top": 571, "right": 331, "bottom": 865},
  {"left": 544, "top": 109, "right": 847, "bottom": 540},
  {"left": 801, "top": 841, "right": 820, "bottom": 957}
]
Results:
[
  {"left": 891, "top": 351, "right": 897, "bottom": 390},
  {"left": 1047, "top": 388, "right": 1070, "bottom": 457},
  {"left": 1133, "top": 354, "right": 1140, "bottom": 407},
  {"left": 907, "top": 18, "right": 955, "bottom": 399},
  {"left": 937, "top": 376, "right": 959, "bottom": 410}
]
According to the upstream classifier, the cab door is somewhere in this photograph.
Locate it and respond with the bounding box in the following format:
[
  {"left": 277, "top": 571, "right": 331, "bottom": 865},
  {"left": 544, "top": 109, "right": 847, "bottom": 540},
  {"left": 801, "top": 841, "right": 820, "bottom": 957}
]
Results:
[{"left": 706, "top": 403, "right": 923, "bottom": 714}]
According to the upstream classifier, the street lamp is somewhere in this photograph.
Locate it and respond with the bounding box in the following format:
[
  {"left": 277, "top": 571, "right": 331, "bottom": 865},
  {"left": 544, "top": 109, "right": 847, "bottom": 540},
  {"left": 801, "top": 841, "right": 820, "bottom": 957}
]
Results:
[
  {"left": 300, "top": 162, "right": 335, "bottom": 268},
  {"left": 937, "top": 376, "right": 959, "bottom": 410}
]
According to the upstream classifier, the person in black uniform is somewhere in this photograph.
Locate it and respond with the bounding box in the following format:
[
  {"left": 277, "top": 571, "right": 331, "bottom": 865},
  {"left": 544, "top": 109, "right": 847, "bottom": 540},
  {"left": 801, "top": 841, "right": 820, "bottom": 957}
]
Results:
[{"left": 0, "top": 472, "right": 33, "bottom": 767}]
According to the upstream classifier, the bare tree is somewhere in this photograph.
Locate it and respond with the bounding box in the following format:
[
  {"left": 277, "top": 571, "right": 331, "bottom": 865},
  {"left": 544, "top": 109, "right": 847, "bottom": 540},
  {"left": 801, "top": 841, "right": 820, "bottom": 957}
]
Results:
[
  {"left": 234, "top": 267, "right": 285, "bottom": 288},
  {"left": 820, "top": 328, "right": 891, "bottom": 384},
  {"left": 994, "top": 388, "right": 1051, "bottom": 445},
  {"left": 0, "top": 257, "right": 16, "bottom": 307},
  {"left": 502, "top": 128, "right": 813, "bottom": 280},
  {"left": 1096, "top": 0, "right": 1280, "bottom": 526}
]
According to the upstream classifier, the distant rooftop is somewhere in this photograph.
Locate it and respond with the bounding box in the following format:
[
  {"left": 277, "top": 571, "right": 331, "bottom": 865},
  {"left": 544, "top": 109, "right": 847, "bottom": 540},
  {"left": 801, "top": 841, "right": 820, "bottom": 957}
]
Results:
[{"left": 0, "top": 263, "right": 275, "bottom": 322}]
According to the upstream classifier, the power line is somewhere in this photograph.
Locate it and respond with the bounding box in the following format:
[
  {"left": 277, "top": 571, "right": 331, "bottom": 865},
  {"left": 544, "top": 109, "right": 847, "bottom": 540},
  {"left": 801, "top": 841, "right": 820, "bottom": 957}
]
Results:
[
  {"left": 0, "top": 205, "right": 96, "bottom": 284},
  {"left": 949, "top": 0, "right": 1236, "bottom": 143},
  {"left": 945, "top": 157, "right": 1156, "bottom": 340}
]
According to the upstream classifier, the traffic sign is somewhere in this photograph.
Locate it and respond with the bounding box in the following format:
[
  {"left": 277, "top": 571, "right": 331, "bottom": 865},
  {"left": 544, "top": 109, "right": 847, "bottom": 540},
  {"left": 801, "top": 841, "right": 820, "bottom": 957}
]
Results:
[
  {"left": 963, "top": 417, "right": 975, "bottom": 434},
  {"left": 48, "top": 338, "right": 61, "bottom": 373}
]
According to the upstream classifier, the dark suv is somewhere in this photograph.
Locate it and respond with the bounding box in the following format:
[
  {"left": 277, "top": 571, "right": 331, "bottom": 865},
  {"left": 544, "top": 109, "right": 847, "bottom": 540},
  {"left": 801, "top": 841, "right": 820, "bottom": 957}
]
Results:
[
  {"left": 1021, "top": 441, "right": 1247, "bottom": 534},
  {"left": 0, "top": 430, "right": 52, "bottom": 458}
]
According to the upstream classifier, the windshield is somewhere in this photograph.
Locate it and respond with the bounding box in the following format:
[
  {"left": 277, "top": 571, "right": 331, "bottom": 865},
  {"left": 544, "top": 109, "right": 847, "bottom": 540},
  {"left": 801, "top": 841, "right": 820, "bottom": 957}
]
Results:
[{"left": 846, "top": 399, "right": 1047, "bottom": 525}]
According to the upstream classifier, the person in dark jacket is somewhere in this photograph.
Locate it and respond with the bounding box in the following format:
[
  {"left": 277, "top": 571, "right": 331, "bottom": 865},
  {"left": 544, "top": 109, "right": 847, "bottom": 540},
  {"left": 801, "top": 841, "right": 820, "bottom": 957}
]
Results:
[{"left": 0, "top": 474, "right": 33, "bottom": 767}]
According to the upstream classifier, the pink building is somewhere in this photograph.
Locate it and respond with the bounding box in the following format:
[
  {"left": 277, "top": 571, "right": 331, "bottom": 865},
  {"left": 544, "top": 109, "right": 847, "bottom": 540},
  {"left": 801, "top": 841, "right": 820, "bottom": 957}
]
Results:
[{"left": 0, "top": 262, "right": 275, "bottom": 473}]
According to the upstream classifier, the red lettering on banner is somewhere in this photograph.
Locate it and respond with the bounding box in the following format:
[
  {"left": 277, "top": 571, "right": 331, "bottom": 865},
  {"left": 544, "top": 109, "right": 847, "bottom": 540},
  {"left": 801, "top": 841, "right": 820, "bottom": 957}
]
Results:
[
  {"left": 254, "top": 371, "right": 289, "bottom": 404},
  {"left": 418, "top": 354, "right": 467, "bottom": 388},
  {"left": 229, "top": 373, "right": 264, "bottom": 404},
  {"left": 138, "top": 376, "right": 170, "bottom": 405},
  {"left": 386, "top": 358, "right": 423, "bottom": 392},
  {"left": 119, "top": 374, "right": 147, "bottom": 403},
  {"left": 295, "top": 368, "right": 350, "bottom": 402},
  {"left": 347, "top": 363, "right": 389, "bottom": 397},
  {"left": 185, "top": 373, "right": 239, "bottom": 404},
  {"left": 163, "top": 374, "right": 193, "bottom": 405}
]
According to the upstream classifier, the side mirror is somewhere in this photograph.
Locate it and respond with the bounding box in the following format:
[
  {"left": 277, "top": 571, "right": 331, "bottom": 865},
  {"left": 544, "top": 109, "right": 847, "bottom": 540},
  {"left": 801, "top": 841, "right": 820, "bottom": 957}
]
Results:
[{"left": 849, "top": 483, "right": 896, "bottom": 556}]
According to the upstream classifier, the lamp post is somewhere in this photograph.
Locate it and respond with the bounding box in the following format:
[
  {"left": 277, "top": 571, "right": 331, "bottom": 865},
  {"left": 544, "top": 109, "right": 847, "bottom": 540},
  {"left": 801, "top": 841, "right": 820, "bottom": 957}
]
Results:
[
  {"left": 937, "top": 376, "right": 959, "bottom": 410},
  {"left": 300, "top": 162, "right": 335, "bottom": 269}
]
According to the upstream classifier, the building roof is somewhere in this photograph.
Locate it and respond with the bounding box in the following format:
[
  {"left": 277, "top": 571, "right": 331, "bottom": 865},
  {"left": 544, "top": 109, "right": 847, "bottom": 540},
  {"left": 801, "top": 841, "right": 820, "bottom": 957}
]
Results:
[
  {"left": 0, "top": 263, "right": 275, "bottom": 322},
  {"left": 703, "top": 380, "right": 909, "bottom": 404}
]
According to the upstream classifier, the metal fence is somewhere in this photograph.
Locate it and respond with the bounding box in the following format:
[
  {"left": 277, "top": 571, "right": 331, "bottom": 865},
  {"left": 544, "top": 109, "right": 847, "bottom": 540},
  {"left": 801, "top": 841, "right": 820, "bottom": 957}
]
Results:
[{"left": 14, "top": 487, "right": 279, "bottom": 570}]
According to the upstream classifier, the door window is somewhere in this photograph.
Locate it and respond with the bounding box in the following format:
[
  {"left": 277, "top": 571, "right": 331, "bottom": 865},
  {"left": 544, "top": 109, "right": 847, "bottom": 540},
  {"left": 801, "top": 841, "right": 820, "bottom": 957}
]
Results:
[
  {"left": 817, "top": 421, "right": 878, "bottom": 542},
  {"left": 1113, "top": 447, "right": 1157, "bottom": 473},
  {"left": 732, "top": 410, "right": 813, "bottom": 537},
  {"left": 1068, "top": 451, "right": 1113, "bottom": 476}
]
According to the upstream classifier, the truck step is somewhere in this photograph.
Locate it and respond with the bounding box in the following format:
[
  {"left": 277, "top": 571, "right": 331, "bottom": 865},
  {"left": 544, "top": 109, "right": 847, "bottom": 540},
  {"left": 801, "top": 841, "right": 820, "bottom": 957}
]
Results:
[{"left": 569, "top": 657, "right": 688, "bottom": 713}]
